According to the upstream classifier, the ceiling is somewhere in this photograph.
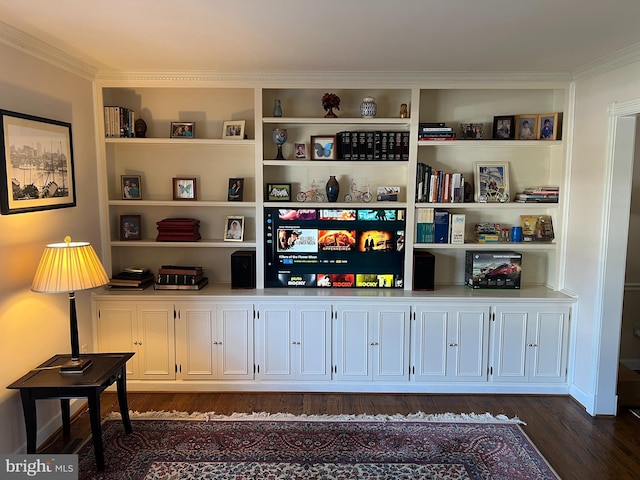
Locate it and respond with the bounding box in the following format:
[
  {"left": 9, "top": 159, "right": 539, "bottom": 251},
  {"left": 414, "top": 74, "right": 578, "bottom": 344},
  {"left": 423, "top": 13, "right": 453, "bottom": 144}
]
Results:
[{"left": 1, "top": 0, "right": 640, "bottom": 75}]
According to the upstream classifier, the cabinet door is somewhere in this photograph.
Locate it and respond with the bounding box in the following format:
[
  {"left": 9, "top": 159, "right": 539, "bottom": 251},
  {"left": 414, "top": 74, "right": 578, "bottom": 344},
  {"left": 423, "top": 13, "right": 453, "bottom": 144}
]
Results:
[
  {"left": 216, "top": 303, "right": 254, "bottom": 380},
  {"left": 257, "top": 304, "right": 293, "bottom": 379},
  {"left": 136, "top": 303, "right": 176, "bottom": 380},
  {"left": 492, "top": 306, "right": 529, "bottom": 382},
  {"left": 96, "top": 301, "right": 138, "bottom": 378},
  {"left": 413, "top": 307, "right": 449, "bottom": 381},
  {"left": 334, "top": 306, "right": 371, "bottom": 381},
  {"left": 175, "top": 303, "right": 217, "bottom": 380},
  {"left": 528, "top": 306, "right": 569, "bottom": 383},
  {"left": 373, "top": 305, "right": 410, "bottom": 381},
  {"left": 452, "top": 306, "right": 490, "bottom": 381},
  {"left": 296, "top": 303, "right": 332, "bottom": 381}
]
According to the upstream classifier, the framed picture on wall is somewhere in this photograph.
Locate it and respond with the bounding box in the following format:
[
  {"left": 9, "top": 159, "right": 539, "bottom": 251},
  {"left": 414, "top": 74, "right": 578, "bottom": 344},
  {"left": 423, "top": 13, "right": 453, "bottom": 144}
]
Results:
[{"left": 0, "top": 109, "right": 76, "bottom": 215}]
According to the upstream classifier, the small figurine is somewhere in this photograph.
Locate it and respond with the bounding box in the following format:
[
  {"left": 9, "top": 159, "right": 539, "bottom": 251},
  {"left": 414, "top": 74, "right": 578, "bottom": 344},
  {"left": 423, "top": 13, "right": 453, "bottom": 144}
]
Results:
[
  {"left": 399, "top": 103, "right": 409, "bottom": 119},
  {"left": 297, "top": 180, "right": 326, "bottom": 202},
  {"left": 344, "top": 180, "right": 372, "bottom": 203}
]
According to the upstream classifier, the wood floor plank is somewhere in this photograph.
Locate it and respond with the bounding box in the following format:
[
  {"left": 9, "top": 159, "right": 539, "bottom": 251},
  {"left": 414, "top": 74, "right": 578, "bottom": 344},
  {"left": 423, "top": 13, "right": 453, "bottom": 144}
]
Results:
[{"left": 38, "top": 393, "right": 640, "bottom": 480}]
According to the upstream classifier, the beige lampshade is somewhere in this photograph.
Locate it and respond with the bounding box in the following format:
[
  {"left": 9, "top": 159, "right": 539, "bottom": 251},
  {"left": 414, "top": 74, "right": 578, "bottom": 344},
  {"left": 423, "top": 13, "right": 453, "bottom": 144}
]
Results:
[{"left": 31, "top": 236, "right": 109, "bottom": 293}]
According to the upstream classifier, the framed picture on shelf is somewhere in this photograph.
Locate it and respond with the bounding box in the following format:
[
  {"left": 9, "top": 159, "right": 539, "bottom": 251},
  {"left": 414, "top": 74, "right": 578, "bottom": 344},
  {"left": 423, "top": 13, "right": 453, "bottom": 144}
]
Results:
[
  {"left": 222, "top": 120, "right": 245, "bottom": 139},
  {"left": 492, "top": 115, "right": 515, "bottom": 140},
  {"left": 474, "top": 161, "right": 510, "bottom": 202},
  {"left": 120, "top": 214, "right": 142, "bottom": 241},
  {"left": 0, "top": 109, "right": 76, "bottom": 215},
  {"left": 224, "top": 215, "right": 245, "bottom": 242},
  {"left": 228, "top": 177, "right": 244, "bottom": 201},
  {"left": 170, "top": 122, "right": 195, "bottom": 138},
  {"left": 537, "top": 113, "right": 561, "bottom": 140},
  {"left": 294, "top": 143, "right": 306, "bottom": 159},
  {"left": 459, "top": 123, "right": 484, "bottom": 139},
  {"left": 121, "top": 175, "right": 141, "bottom": 200},
  {"left": 172, "top": 177, "right": 197, "bottom": 200},
  {"left": 266, "top": 183, "right": 291, "bottom": 201},
  {"left": 310, "top": 135, "right": 336, "bottom": 160},
  {"left": 515, "top": 115, "right": 537, "bottom": 140}
]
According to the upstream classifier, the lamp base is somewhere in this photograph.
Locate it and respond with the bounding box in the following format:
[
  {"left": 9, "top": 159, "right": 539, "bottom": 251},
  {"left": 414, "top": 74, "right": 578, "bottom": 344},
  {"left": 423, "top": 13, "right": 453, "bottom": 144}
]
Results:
[{"left": 59, "top": 357, "right": 93, "bottom": 374}]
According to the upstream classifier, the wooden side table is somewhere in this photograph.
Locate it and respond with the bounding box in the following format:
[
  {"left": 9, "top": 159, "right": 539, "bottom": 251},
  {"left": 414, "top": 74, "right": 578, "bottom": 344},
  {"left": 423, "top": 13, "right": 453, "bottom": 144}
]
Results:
[{"left": 7, "top": 352, "right": 134, "bottom": 471}]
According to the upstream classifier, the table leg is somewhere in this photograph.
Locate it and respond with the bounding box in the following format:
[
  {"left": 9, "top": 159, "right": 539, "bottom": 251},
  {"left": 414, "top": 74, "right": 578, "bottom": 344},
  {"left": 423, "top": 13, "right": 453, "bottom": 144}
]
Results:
[
  {"left": 116, "top": 367, "right": 132, "bottom": 434},
  {"left": 19, "top": 391, "right": 37, "bottom": 454},
  {"left": 87, "top": 391, "right": 105, "bottom": 471},
  {"left": 60, "top": 399, "right": 71, "bottom": 437}
]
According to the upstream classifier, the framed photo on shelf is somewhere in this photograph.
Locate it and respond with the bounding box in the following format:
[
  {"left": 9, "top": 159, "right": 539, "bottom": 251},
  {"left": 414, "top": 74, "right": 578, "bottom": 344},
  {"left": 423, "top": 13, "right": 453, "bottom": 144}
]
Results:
[
  {"left": 170, "top": 122, "right": 195, "bottom": 138},
  {"left": 294, "top": 143, "right": 306, "bottom": 159},
  {"left": 224, "top": 215, "right": 245, "bottom": 242},
  {"left": 310, "top": 135, "right": 337, "bottom": 160},
  {"left": 0, "top": 109, "right": 76, "bottom": 215},
  {"left": 228, "top": 177, "right": 244, "bottom": 201},
  {"left": 537, "top": 113, "right": 561, "bottom": 140},
  {"left": 121, "top": 175, "right": 141, "bottom": 200},
  {"left": 459, "top": 123, "right": 484, "bottom": 139},
  {"left": 474, "top": 161, "right": 510, "bottom": 202},
  {"left": 172, "top": 177, "right": 197, "bottom": 200},
  {"left": 120, "top": 214, "right": 142, "bottom": 241},
  {"left": 266, "top": 183, "right": 291, "bottom": 201},
  {"left": 515, "top": 115, "right": 537, "bottom": 140},
  {"left": 492, "top": 115, "right": 515, "bottom": 140},
  {"left": 222, "top": 120, "right": 245, "bottom": 139}
]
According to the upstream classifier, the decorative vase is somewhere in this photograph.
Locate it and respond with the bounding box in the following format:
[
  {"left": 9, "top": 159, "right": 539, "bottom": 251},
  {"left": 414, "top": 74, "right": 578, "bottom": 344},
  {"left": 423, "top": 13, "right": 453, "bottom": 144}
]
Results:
[
  {"left": 272, "top": 128, "right": 288, "bottom": 160},
  {"left": 134, "top": 118, "right": 147, "bottom": 138},
  {"left": 273, "top": 99, "right": 282, "bottom": 117},
  {"left": 360, "top": 96, "right": 377, "bottom": 118},
  {"left": 324, "top": 107, "right": 337, "bottom": 118},
  {"left": 326, "top": 176, "right": 339, "bottom": 202}
]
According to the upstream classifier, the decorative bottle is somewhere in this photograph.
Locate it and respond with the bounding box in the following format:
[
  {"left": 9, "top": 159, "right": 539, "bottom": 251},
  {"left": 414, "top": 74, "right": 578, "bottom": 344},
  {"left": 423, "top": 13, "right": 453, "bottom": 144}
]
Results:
[
  {"left": 326, "top": 176, "right": 340, "bottom": 203},
  {"left": 273, "top": 99, "right": 282, "bottom": 117},
  {"left": 360, "top": 96, "right": 377, "bottom": 118}
]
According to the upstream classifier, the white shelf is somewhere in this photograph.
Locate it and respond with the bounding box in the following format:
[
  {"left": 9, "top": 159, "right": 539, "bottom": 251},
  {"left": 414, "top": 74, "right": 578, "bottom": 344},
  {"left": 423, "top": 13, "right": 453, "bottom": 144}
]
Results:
[
  {"left": 105, "top": 137, "right": 255, "bottom": 146},
  {"left": 413, "top": 242, "right": 557, "bottom": 251},
  {"left": 417, "top": 139, "right": 562, "bottom": 147},
  {"left": 263, "top": 117, "right": 410, "bottom": 126},
  {"left": 111, "top": 240, "right": 257, "bottom": 248},
  {"left": 109, "top": 200, "right": 257, "bottom": 207},
  {"left": 414, "top": 202, "right": 559, "bottom": 210},
  {"left": 263, "top": 160, "right": 408, "bottom": 167}
]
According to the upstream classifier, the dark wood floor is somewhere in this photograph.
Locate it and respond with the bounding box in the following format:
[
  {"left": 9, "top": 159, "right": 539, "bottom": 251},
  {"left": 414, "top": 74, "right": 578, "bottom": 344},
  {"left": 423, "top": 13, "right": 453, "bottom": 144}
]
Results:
[{"left": 39, "top": 393, "right": 640, "bottom": 480}]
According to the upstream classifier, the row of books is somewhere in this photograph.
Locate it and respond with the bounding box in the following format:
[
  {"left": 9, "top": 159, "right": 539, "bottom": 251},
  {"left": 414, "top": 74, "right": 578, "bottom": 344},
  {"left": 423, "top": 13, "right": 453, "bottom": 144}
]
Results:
[
  {"left": 415, "top": 208, "right": 466, "bottom": 244},
  {"left": 104, "top": 106, "right": 137, "bottom": 138},
  {"left": 154, "top": 265, "right": 209, "bottom": 290},
  {"left": 417, "top": 123, "right": 456, "bottom": 141},
  {"left": 514, "top": 186, "right": 559, "bottom": 203},
  {"left": 336, "top": 131, "right": 409, "bottom": 161},
  {"left": 416, "top": 163, "right": 465, "bottom": 203}
]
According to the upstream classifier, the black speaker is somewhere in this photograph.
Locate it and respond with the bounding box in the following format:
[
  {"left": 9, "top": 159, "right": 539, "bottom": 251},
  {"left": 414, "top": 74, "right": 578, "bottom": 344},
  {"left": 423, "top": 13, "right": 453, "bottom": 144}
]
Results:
[
  {"left": 231, "top": 250, "right": 256, "bottom": 289},
  {"left": 413, "top": 251, "right": 435, "bottom": 291}
]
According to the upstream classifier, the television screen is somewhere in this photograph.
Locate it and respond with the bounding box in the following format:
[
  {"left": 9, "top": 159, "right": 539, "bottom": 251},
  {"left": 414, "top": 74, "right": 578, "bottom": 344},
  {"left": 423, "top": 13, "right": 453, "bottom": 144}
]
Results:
[{"left": 264, "top": 207, "right": 406, "bottom": 288}]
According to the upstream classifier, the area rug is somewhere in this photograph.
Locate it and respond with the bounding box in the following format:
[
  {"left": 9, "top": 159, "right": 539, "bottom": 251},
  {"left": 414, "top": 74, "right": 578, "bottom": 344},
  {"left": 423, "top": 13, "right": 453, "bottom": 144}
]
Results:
[{"left": 77, "top": 411, "right": 560, "bottom": 480}]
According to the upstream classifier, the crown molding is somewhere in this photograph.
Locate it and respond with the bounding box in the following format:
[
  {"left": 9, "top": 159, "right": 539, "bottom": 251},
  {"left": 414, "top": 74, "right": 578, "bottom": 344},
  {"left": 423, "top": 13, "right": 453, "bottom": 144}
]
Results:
[
  {"left": 0, "top": 20, "right": 97, "bottom": 80},
  {"left": 572, "top": 41, "right": 640, "bottom": 82}
]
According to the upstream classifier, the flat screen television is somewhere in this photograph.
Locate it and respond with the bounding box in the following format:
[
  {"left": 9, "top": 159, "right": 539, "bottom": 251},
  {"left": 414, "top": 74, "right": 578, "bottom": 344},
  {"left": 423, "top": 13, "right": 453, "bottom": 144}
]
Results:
[{"left": 264, "top": 207, "right": 406, "bottom": 288}]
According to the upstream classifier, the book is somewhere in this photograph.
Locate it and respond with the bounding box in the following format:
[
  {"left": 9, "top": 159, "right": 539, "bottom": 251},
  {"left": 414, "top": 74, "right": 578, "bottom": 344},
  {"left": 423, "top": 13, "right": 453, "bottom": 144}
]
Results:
[
  {"left": 433, "top": 209, "right": 450, "bottom": 243},
  {"left": 108, "top": 279, "right": 154, "bottom": 291},
  {"left": 154, "top": 277, "right": 209, "bottom": 290},
  {"left": 158, "top": 265, "right": 204, "bottom": 275},
  {"left": 156, "top": 273, "right": 205, "bottom": 285},
  {"left": 450, "top": 213, "right": 466, "bottom": 244}
]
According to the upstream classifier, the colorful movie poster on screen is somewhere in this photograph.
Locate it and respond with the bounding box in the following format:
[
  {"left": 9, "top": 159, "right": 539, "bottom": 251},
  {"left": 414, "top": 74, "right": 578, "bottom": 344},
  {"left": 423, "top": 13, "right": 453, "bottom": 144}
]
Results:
[
  {"left": 359, "top": 230, "right": 394, "bottom": 252},
  {"left": 356, "top": 273, "right": 400, "bottom": 288},
  {"left": 318, "top": 230, "right": 357, "bottom": 251},
  {"left": 357, "top": 209, "right": 398, "bottom": 221},
  {"left": 277, "top": 209, "right": 317, "bottom": 221},
  {"left": 319, "top": 209, "right": 356, "bottom": 221},
  {"left": 276, "top": 228, "right": 318, "bottom": 252},
  {"left": 317, "top": 273, "right": 355, "bottom": 288}
]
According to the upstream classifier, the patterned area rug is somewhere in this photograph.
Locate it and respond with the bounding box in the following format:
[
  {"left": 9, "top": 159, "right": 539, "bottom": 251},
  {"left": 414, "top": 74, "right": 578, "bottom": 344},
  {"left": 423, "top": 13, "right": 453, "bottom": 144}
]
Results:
[{"left": 77, "top": 411, "right": 560, "bottom": 480}]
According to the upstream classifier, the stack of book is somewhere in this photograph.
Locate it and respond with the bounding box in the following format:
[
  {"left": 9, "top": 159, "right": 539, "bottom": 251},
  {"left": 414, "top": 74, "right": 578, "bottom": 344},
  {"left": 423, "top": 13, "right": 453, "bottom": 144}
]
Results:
[
  {"left": 416, "top": 163, "right": 465, "bottom": 203},
  {"left": 154, "top": 265, "right": 208, "bottom": 290},
  {"left": 515, "top": 186, "right": 559, "bottom": 203},
  {"left": 103, "top": 106, "right": 137, "bottom": 138},
  {"left": 417, "top": 123, "right": 456, "bottom": 141},
  {"left": 156, "top": 218, "right": 201, "bottom": 242},
  {"left": 415, "top": 208, "right": 466, "bottom": 244},
  {"left": 108, "top": 267, "right": 154, "bottom": 290}
]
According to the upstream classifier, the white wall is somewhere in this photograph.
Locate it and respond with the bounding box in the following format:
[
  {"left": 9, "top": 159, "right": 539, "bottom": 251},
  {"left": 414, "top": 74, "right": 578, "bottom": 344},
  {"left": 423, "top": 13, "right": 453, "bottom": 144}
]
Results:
[
  {"left": 0, "top": 42, "right": 100, "bottom": 453},
  {"left": 567, "top": 61, "right": 640, "bottom": 414}
]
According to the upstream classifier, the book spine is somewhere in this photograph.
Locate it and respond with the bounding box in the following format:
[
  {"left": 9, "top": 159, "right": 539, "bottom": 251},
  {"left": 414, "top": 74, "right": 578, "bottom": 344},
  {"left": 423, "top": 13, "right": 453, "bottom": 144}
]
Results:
[
  {"left": 341, "top": 131, "right": 351, "bottom": 160},
  {"left": 434, "top": 209, "right": 450, "bottom": 243},
  {"left": 156, "top": 274, "right": 202, "bottom": 285}
]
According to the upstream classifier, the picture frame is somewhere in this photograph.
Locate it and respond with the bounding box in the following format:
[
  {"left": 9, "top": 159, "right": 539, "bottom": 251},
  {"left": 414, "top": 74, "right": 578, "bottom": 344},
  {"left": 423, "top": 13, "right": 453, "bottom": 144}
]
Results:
[
  {"left": 120, "top": 214, "right": 142, "bottom": 241},
  {"left": 222, "top": 120, "right": 245, "bottom": 139},
  {"left": 121, "top": 175, "right": 141, "bottom": 200},
  {"left": 224, "top": 215, "right": 245, "bottom": 242},
  {"left": 492, "top": 115, "right": 515, "bottom": 140},
  {"left": 0, "top": 109, "right": 76, "bottom": 215},
  {"left": 515, "top": 115, "right": 538, "bottom": 140},
  {"left": 266, "top": 183, "right": 292, "bottom": 201},
  {"left": 228, "top": 177, "right": 244, "bottom": 201},
  {"left": 537, "top": 112, "right": 561, "bottom": 140},
  {"left": 294, "top": 142, "right": 306, "bottom": 159},
  {"left": 170, "top": 122, "right": 195, "bottom": 138},
  {"left": 310, "top": 135, "right": 337, "bottom": 160},
  {"left": 459, "top": 123, "right": 484, "bottom": 139},
  {"left": 173, "top": 177, "right": 197, "bottom": 200},
  {"left": 474, "top": 161, "right": 510, "bottom": 202}
]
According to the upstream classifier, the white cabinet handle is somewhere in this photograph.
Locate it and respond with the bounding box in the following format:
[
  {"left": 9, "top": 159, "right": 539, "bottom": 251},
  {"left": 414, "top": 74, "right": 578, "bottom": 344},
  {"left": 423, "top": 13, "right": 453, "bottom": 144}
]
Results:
[{"left": 448, "top": 343, "right": 458, "bottom": 347}]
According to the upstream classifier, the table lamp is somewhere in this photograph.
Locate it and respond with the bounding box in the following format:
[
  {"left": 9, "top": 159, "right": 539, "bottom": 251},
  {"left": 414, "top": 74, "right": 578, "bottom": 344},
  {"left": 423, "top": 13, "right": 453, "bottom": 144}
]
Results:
[{"left": 31, "top": 236, "right": 109, "bottom": 373}]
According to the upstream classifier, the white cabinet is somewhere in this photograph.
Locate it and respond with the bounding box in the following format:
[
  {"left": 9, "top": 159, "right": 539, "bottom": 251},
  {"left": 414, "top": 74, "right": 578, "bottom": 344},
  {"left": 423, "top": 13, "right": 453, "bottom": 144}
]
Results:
[
  {"left": 333, "top": 304, "right": 410, "bottom": 381},
  {"left": 491, "top": 304, "right": 569, "bottom": 383},
  {"left": 175, "top": 302, "right": 254, "bottom": 380},
  {"left": 96, "top": 301, "right": 176, "bottom": 380},
  {"left": 256, "top": 302, "right": 332, "bottom": 381},
  {"left": 412, "top": 304, "right": 490, "bottom": 382}
]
